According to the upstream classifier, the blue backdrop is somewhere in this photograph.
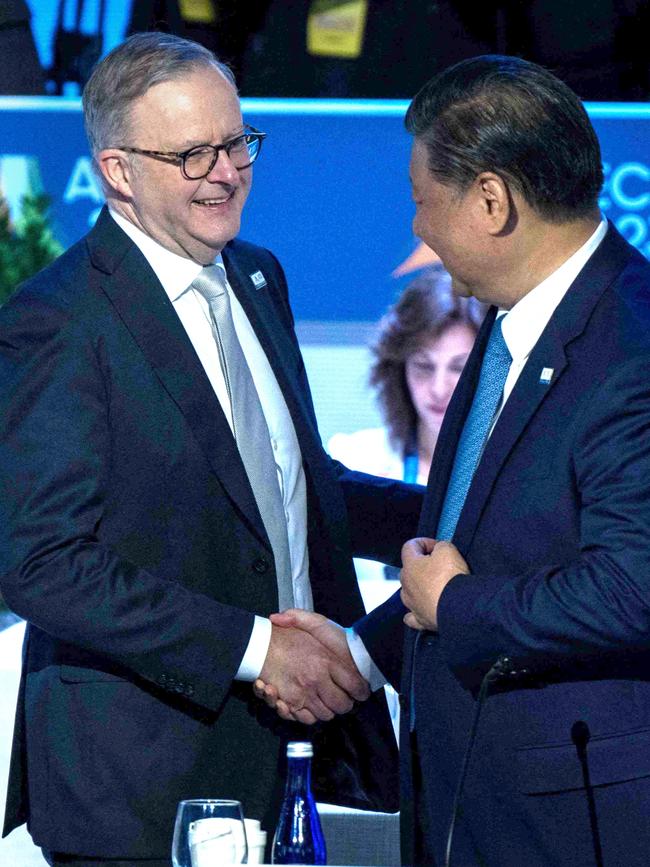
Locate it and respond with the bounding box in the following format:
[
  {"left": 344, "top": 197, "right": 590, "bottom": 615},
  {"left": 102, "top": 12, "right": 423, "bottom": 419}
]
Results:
[{"left": 1, "top": 97, "right": 649, "bottom": 321}]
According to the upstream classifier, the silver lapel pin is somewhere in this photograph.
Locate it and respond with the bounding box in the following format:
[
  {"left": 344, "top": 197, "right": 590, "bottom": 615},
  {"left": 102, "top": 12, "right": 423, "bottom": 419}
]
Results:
[{"left": 249, "top": 270, "right": 267, "bottom": 290}]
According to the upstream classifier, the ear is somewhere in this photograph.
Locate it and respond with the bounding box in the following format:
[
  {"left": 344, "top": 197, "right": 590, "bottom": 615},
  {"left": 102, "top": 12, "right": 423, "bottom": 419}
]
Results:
[
  {"left": 95, "top": 148, "right": 135, "bottom": 199},
  {"left": 474, "top": 172, "right": 511, "bottom": 234}
]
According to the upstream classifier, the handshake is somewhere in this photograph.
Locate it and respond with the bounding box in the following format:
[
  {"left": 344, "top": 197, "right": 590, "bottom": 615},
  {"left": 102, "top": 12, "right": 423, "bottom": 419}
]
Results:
[
  {"left": 254, "top": 537, "right": 469, "bottom": 724},
  {"left": 254, "top": 609, "right": 370, "bottom": 726}
]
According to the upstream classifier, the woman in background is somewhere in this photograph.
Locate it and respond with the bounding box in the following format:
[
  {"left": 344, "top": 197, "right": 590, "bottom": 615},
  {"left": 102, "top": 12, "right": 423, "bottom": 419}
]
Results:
[
  {"left": 329, "top": 266, "right": 484, "bottom": 739},
  {"left": 330, "top": 265, "right": 484, "bottom": 488}
]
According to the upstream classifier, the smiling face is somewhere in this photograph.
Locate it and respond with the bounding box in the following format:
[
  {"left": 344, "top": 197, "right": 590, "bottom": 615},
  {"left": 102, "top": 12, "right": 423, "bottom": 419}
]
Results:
[
  {"left": 409, "top": 138, "right": 488, "bottom": 300},
  {"left": 405, "top": 322, "right": 475, "bottom": 439},
  {"left": 107, "top": 64, "right": 251, "bottom": 263}
]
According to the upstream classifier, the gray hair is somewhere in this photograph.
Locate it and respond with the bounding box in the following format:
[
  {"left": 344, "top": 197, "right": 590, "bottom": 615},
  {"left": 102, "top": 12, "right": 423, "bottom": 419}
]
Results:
[{"left": 82, "top": 32, "right": 236, "bottom": 155}]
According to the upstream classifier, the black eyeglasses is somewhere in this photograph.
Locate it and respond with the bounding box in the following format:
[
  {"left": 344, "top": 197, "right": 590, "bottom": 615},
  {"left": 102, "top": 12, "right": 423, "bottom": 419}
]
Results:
[{"left": 114, "top": 125, "right": 266, "bottom": 179}]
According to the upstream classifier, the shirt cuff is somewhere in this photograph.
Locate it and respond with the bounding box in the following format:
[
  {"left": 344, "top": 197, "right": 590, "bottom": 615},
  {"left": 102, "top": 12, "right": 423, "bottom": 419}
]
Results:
[
  {"left": 345, "top": 626, "right": 387, "bottom": 692},
  {"left": 235, "top": 615, "right": 272, "bottom": 682}
]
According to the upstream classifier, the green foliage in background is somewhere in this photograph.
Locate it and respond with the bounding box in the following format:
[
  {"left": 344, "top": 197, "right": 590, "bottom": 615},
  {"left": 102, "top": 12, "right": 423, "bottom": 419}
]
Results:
[
  {"left": 0, "top": 193, "right": 63, "bottom": 306},
  {"left": 0, "top": 194, "right": 63, "bottom": 619}
]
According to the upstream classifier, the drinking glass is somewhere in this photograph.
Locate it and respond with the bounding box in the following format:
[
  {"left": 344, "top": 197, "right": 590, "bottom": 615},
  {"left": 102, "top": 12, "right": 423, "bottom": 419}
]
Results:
[{"left": 172, "top": 798, "right": 248, "bottom": 866}]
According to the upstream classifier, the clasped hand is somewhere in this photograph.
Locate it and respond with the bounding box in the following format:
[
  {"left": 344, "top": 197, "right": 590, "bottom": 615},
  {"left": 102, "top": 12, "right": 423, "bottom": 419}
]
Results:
[
  {"left": 400, "top": 537, "right": 469, "bottom": 631},
  {"left": 255, "top": 611, "right": 369, "bottom": 725},
  {"left": 254, "top": 538, "right": 468, "bottom": 723}
]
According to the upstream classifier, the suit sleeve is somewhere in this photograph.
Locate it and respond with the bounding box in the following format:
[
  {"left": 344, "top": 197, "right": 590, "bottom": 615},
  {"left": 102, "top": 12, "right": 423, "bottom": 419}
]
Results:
[
  {"left": 437, "top": 354, "right": 650, "bottom": 686},
  {"left": 0, "top": 289, "right": 253, "bottom": 714},
  {"left": 335, "top": 463, "right": 424, "bottom": 565},
  {"left": 353, "top": 590, "right": 408, "bottom": 689}
]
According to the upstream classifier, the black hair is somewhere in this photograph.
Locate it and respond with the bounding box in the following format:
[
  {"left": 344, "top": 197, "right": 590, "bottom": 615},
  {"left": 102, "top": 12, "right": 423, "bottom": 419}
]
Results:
[{"left": 405, "top": 55, "right": 603, "bottom": 222}]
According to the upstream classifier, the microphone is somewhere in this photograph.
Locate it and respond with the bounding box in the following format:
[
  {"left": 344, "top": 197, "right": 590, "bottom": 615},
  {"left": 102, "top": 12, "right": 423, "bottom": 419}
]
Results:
[
  {"left": 571, "top": 721, "right": 604, "bottom": 867},
  {"left": 444, "top": 655, "right": 529, "bottom": 867}
]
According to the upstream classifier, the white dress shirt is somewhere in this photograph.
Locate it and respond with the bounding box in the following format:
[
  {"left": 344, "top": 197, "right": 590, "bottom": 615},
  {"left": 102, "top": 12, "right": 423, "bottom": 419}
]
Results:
[
  {"left": 109, "top": 211, "right": 312, "bottom": 680},
  {"left": 496, "top": 218, "right": 608, "bottom": 419},
  {"left": 351, "top": 218, "right": 609, "bottom": 691}
]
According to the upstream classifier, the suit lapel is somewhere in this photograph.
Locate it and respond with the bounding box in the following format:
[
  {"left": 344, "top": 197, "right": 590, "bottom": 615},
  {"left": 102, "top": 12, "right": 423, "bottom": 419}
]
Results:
[
  {"left": 223, "top": 249, "right": 327, "bottom": 472},
  {"left": 87, "top": 210, "right": 267, "bottom": 544},
  {"left": 222, "top": 249, "right": 349, "bottom": 571},
  {"left": 453, "top": 322, "right": 568, "bottom": 552},
  {"left": 443, "top": 223, "right": 635, "bottom": 553}
]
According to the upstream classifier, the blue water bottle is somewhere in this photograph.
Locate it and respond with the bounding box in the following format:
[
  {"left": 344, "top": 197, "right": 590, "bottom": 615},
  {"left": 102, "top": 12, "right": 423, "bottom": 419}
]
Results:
[{"left": 272, "top": 741, "right": 327, "bottom": 864}]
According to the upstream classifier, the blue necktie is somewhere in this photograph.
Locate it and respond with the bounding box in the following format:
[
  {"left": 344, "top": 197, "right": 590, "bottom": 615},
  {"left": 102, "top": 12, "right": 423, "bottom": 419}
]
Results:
[
  {"left": 436, "top": 315, "right": 511, "bottom": 540},
  {"left": 409, "top": 316, "right": 511, "bottom": 733}
]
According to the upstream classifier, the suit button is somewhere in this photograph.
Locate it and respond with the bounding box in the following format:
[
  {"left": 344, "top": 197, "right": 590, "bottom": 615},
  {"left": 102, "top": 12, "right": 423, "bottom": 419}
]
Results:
[
  {"left": 252, "top": 556, "right": 270, "bottom": 574},
  {"left": 187, "top": 685, "right": 195, "bottom": 697},
  {"left": 168, "top": 677, "right": 176, "bottom": 689},
  {"left": 175, "top": 681, "right": 185, "bottom": 693},
  {"left": 158, "top": 674, "right": 168, "bottom": 686}
]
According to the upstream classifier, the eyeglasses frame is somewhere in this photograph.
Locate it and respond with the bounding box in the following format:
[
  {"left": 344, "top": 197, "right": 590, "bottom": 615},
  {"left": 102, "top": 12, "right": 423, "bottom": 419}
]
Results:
[{"left": 111, "top": 124, "right": 266, "bottom": 179}]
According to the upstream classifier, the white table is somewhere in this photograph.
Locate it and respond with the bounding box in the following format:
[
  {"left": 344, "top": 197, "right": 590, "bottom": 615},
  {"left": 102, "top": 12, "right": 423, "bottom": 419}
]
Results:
[{"left": 0, "top": 621, "right": 48, "bottom": 865}]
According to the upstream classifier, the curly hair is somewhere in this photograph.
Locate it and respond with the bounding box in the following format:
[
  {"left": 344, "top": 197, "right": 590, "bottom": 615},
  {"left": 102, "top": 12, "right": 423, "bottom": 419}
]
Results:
[{"left": 370, "top": 267, "right": 484, "bottom": 455}]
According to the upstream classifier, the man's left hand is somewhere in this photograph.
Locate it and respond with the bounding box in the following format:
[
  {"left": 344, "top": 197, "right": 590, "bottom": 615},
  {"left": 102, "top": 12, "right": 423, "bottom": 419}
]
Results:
[{"left": 401, "top": 538, "right": 469, "bottom": 631}]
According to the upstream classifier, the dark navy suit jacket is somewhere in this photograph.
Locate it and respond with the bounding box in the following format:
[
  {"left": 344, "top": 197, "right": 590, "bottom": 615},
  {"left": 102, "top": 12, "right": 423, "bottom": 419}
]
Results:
[
  {"left": 0, "top": 209, "right": 421, "bottom": 858},
  {"left": 359, "top": 224, "right": 650, "bottom": 866}
]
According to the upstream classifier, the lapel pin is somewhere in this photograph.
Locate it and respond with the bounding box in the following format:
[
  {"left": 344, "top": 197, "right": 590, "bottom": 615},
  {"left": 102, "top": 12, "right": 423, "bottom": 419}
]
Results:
[
  {"left": 250, "top": 270, "right": 267, "bottom": 290},
  {"left": 539, "top": 367, "right": 554, "bottom": 385}
]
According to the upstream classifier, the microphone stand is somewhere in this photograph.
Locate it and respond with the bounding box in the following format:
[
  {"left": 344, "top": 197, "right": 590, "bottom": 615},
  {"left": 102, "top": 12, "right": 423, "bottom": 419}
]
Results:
[
  {"left": 571, "top": 720, "right": 605, "bottom": 867},
  {"left": 444, "top": 655, "right": 522, "bottom": 867}
]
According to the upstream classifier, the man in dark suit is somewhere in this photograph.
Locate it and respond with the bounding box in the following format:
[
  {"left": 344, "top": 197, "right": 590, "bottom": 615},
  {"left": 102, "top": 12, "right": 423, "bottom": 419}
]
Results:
[
  {"left": 264, "top": 56, "right": 650, "bottom": 865},
  {"left": 0, "top": 32, "right": 419, "bottom": 867}
]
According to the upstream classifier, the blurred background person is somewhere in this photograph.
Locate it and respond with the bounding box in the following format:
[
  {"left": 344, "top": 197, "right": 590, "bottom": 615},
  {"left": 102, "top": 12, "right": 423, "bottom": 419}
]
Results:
[
  {"left": 239, "top": 0, "right": 496, "bottom": 98},
  {"left": 329, "top": 266, "right": 484, "bottom": 492},
  {"left": 329, "top": 266, "right": 484, "bottom": 598}
]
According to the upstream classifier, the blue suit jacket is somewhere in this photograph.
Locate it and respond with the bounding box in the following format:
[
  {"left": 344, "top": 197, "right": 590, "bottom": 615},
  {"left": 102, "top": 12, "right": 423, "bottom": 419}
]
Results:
[
  {"left": 0, "top": 209, "right": 421, "bottom": 858},
  {"left": 359, "top": 223, "right": 650, "bottom": 866}
]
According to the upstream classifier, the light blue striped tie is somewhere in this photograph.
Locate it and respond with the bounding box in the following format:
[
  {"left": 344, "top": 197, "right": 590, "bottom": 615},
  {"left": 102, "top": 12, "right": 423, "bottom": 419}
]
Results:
[{"left": 436, "top": 315, "right": 511, "bottom": 540}]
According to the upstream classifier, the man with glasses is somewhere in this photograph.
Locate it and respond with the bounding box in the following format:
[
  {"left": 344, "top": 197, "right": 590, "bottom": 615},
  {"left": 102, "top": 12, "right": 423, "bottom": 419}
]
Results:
[{"left": 0, "top": 33, "right": 417, "bottom": 867}]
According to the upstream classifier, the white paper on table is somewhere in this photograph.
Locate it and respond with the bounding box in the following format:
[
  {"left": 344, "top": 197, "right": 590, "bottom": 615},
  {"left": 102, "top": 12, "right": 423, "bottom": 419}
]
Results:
[{"left": 189, "top": 816, "right": 243, "bottom": 866}]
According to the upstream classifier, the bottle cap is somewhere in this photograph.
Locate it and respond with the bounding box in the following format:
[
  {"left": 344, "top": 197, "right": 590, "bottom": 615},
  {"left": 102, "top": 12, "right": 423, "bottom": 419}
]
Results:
[{"left": 287, "top": 741, "right": 313, "bottom": 758}]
